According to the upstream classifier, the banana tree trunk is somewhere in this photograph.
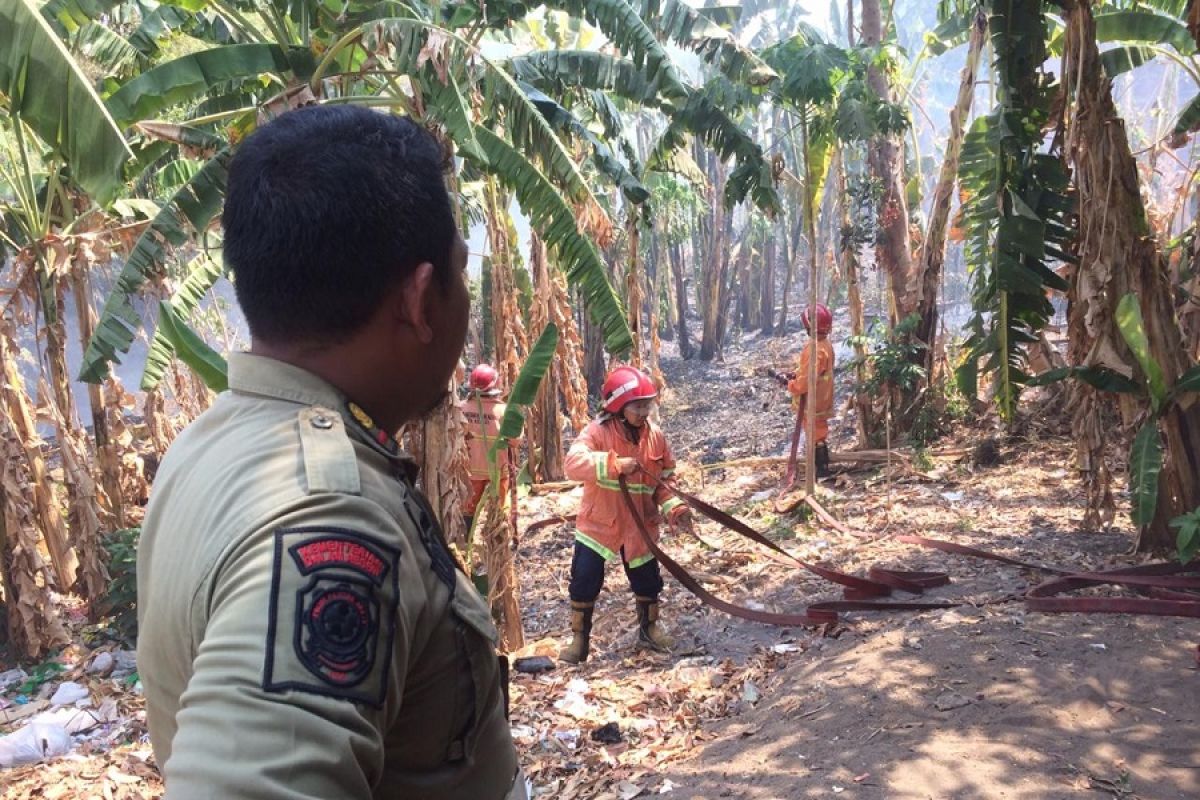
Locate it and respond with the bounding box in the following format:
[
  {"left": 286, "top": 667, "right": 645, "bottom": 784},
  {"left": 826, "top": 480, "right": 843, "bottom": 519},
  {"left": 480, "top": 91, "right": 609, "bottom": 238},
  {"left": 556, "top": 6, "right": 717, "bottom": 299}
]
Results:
[
  {"left": 655, "top": 226, "right": 677, "bottom": 342},
  {"left": 42, "top": 379, "right": 108, "bottom": 607},
  {"left": 913, "top": 9, "right": 986, "bottom": 379},
  {"left": 649, "top": 227, "right": 667, "bottom": 388},
  {"left": 699, "top": 158, "right": 729, "bottom": 361},
  {"left": 862, "top": 0, "right": 915, "bottom": 323},
  {"left": 0, "top": 324, "right": 77, "bottom": 591},
  {"left": 0, "top": 412, "right": 69, "bottom": 658},
  {"left": 671, "top": 242, "right": 694, "bottom": 359},
  {"left": 761, "top": 233, "right": 777, "bottom": 336},
  {"left": 481, "top": 180, "right": 526, "bottom": 632},
  {"left": 712, "top": 217, "right": 740, "bottom": 357},
  {"left": 528, "top": 235, "right": 564, "bottom": 482},
  {"left": 1064, "top": 0, "right": 1200, "bottom": 550},
  {"left": 69, "top": 264, "right": 126, "bottom": 528},
  {"left": 626, "top": 214, "right": 644, "bottom": 369}
]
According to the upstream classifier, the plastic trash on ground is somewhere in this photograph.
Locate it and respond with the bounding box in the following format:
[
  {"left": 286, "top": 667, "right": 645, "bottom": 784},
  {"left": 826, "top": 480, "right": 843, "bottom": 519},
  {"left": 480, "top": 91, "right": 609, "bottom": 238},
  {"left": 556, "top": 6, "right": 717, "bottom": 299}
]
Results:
[{"left": 0, "top": 723, "right": 72, "bottom": 768}]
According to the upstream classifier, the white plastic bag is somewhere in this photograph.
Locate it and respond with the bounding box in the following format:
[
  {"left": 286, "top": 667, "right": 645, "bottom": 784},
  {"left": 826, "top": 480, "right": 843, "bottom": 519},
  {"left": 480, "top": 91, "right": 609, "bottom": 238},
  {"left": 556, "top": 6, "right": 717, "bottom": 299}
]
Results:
[
  {"left": 0, "top": 722, "right": 72, "bottom": 768},
  {"left": 49, "top": 681, "right": 89, "bottom": 707}
]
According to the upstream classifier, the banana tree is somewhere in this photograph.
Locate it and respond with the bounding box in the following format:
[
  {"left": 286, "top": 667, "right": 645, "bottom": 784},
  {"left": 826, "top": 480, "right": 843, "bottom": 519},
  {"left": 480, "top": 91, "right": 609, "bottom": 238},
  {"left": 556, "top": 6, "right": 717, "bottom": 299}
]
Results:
[
  {"left": 1059, "top": 0, "right": 1200, "bottom": 553},
  {"left": 77, "top": 5, "right": 641, "bottom": 389},
  {"left": 955, "top": 0, "right": 1074, "bottom": 422},
  {"left": 469, "top": 322, "right": 560, "bottom": 650}
]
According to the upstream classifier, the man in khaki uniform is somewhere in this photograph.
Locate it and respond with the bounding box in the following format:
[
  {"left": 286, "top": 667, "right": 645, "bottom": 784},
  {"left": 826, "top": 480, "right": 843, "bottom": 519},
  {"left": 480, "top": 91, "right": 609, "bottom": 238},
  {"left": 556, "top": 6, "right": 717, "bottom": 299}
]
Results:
[{"left": 137, "top": 106, "right": 524, "bottom": 799}]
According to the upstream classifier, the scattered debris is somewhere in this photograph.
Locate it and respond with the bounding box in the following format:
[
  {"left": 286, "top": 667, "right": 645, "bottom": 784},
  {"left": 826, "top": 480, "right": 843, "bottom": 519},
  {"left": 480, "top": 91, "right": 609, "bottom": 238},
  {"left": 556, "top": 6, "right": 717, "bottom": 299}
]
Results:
[
  {"left": 514, "top": 656, "right": 556, "bottom": 674},
  {"left": 590, "top": 722, "right": 623, "bottom": 744},
  {"left": 934, "top": 691, "right": 972, "bottom": 712}
]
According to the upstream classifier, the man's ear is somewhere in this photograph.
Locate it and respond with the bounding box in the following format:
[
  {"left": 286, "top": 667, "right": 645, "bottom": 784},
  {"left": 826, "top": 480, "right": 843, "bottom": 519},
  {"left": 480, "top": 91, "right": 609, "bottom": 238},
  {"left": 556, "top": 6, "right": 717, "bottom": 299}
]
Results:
[{"left": 396, "top": 262, "right": 435, "bottom": 343}]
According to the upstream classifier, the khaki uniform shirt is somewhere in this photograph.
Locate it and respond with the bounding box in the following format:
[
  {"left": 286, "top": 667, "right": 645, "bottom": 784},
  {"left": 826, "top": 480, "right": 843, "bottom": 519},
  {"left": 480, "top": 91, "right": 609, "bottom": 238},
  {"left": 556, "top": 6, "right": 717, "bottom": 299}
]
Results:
[{"left": 138, "top": 353, "right": 522, "bottom": 799}]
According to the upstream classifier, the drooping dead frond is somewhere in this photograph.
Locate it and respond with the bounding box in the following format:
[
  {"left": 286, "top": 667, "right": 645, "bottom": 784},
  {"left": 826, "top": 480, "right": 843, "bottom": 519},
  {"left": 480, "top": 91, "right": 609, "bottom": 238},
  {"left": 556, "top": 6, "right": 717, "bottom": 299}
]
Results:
[
  {"left": 0, "top": 409, "right": 69, "bottom": 658},
  {"left": 477, "top": 485, "right": 524, "bottom": 653},
  {"left": 103, "top": 376, "right": 149, "bottom": 507},
  {"left": 143, "top": 387, "right": 179, "bottom": 457},
  {"left": 39, "top": 379, "right": 110, "bottom": 606},
  {"left": 528, "top": 234, "right": 565, "bottom": 482},
  {"left": 486, "top": 180, "right": 530, "bottom": 393},
  {"left": 412, "top": 393, "right": 472, "bottom": 553}
]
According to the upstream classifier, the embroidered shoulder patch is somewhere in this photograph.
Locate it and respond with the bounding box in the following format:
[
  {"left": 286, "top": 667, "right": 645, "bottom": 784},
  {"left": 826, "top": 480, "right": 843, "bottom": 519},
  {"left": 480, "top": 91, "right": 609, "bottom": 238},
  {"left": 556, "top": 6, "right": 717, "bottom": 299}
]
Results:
[{"left": 263, "top": 527, "right": 400, "bottom": 707}]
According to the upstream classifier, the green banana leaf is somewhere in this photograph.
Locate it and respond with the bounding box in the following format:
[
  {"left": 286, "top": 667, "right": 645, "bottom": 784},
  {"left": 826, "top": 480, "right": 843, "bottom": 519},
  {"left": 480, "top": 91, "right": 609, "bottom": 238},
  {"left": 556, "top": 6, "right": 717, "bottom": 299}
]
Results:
[
  {"left": 1025, "top": 365, "right": 1142, "bottom": 394},
  {"left": 635, "top": 0, "right": 776, "bottom": 86},
  {"left": 473, "top": 128, "right": 632, "bottom": 355},
  {"left": 1129, "top": 420, "right": 1163, "bottom": 528},
  {"left": 141, "top": 253, "right": 226, "bottom": 391},
  {"left": 79, "top": 149, "right": 230, "bottom": 383},
  {"left": 508, "top": 50, "right": 686, "bottom": 106},
  {"left": 1116, "top": 293, "right": 1168, "bottom": 409},
  {"left": 492, "top": 322, "right": 560, "bottom": 450},
  {"left": 519, "top": 83, "right": 648, "bottom": 203},
  {"left": 0, "top": 0, "right": 133, "bottom": 205},
  {"left": 1172, "top": 364, "right": 1200, "bottom": 395},
  {"left": 364, "top": 19, "right": 606, "bottom": 216},
  {"left": 1094, "top": 9, "right": 1196, "bottom": 55},
  {"left": 105, "top": 43, "right": 300, "bottom": 126},
  {"left": 154, "top": 300, "right": 229, "bottom": 393},
  {"left": 1099, "top": 45, "right": 1157, "bottom": 77}
]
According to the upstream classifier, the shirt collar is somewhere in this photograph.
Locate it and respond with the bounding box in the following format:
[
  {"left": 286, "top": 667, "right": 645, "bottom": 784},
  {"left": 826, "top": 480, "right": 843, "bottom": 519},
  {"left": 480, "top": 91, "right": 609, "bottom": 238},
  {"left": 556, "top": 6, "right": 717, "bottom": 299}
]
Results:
[{"left": 227, "top": 353, "right": 411, "bottom": 466}]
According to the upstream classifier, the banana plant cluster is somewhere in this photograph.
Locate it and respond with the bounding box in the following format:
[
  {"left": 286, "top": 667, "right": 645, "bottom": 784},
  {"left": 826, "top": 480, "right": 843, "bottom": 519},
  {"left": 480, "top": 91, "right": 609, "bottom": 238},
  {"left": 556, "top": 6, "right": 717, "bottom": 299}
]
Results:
[
  {"left": 1029, "top": 294, "right": 1200, "bottom": 561},
  {"left": 955, "top": 0, "right": 1075, "bottom": 421}
]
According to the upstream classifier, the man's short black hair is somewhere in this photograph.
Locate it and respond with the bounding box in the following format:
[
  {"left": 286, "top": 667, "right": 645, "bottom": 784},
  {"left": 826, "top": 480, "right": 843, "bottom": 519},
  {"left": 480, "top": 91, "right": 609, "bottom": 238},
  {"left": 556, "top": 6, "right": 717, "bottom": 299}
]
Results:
[{"left": 223, "top": 105, "right": 456, "bottom": 344}]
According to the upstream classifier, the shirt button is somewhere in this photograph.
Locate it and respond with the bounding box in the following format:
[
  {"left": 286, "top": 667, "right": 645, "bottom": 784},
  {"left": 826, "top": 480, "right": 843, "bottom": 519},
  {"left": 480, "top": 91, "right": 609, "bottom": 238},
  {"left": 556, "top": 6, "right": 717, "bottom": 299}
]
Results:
[{"left": 312, "top": 414, "right": 334, "bottom": 430}]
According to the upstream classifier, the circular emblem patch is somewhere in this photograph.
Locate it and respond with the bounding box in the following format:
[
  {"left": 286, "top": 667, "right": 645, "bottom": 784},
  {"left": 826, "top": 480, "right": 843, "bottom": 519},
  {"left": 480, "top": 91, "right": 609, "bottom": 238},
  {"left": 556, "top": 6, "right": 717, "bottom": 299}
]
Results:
[{"left": 297, "top": 581, "right": 379, "bottom": 688}]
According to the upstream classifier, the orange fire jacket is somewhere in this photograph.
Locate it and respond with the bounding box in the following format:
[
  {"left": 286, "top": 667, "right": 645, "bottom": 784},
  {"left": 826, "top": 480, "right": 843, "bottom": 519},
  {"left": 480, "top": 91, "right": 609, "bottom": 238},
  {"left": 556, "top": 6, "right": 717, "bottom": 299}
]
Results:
[
  {"left": 787, "top": 338, "right": 835, "bottom": 443},
  {"left": 460, "top": 394, "right": 510, "bottom": 481},
  {"left": 564, "top": 417, "right": 686, "bottom": 568}
]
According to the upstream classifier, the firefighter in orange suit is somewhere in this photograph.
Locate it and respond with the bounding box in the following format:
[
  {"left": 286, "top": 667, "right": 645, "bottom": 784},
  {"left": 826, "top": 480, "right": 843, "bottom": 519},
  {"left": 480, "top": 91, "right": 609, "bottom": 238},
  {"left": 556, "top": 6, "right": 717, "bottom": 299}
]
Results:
[
  {"left": 787, "top": 304, "right": 835, "bottom": 477},
  {"left": 560, "top": 366, "right": 694, "bottom": 663},
  {"left": 460, "top": 363, "right": 513, "bottom": 525}
]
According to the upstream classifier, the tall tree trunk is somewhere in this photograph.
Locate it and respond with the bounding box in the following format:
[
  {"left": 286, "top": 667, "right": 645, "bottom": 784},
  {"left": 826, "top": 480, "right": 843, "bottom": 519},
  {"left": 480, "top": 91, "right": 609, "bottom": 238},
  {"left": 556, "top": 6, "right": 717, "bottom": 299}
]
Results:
[
  {"left": 648, "top": 227, "right": 667, "bottom": 388},
  {"left": 801, "top": 111, "right": 821, "bottom": 496},
  {"left": 699, "top": 158, "right": 729, "bottom": 361},
  {"left": 777, "top": 195, "right": 804, "bottom": 333},
  {"left": 712, "top": 212, "right": 738, "bottom": 358},
  {"left": 671, "top": 242, "right": 694, "bottom": 359},
  {"left": 862, "top": 0, "right": 915, "bottom": 323},
  {"left": 913, "top": 10, "right": 986, "bottom": 378},
  {"left": 760, "top": 233, "right": 776, "bottom": 336},
  {"left": 1064, "top": 0, "right": 1200, "bottom": 550},
  {"left": 655, "top": 226, "right": 677, "bottom": 341},
  {"left": 626, "top": 214, "right": 644, "bottom": 369},
  {"left": 836, "top": 148, "right": 876, "bottom": 447}
]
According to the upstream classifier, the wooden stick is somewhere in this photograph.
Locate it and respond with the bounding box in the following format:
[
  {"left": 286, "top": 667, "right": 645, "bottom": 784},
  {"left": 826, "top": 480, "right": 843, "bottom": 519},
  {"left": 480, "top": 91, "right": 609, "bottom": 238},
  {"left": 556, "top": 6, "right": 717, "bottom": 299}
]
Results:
[
  {"left": 529, "top": 480, "right": 580, "bottom": 494},
  {"left": 698, "top": 449, "right": 911, "bottom": 472}
]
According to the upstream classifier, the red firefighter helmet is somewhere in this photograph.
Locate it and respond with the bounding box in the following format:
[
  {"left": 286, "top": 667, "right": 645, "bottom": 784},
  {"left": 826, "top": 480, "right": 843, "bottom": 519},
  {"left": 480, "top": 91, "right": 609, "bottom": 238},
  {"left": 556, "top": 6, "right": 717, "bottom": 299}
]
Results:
[
  {"left": 468, "top": 363, "right": 501, "bottom": 395},
  {"left": 802, "top": 304, "right": 833, "bottom": 335},
  {"left": 601, "top": 366, "right": 658, "bottom": 414}
]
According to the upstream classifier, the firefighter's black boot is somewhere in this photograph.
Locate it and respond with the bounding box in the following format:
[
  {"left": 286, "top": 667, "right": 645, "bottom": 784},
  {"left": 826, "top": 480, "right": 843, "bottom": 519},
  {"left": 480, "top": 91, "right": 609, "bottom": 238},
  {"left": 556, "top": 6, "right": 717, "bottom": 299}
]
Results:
[{"left": 815, "top": 442, "right": 831, "bottom": 478}]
